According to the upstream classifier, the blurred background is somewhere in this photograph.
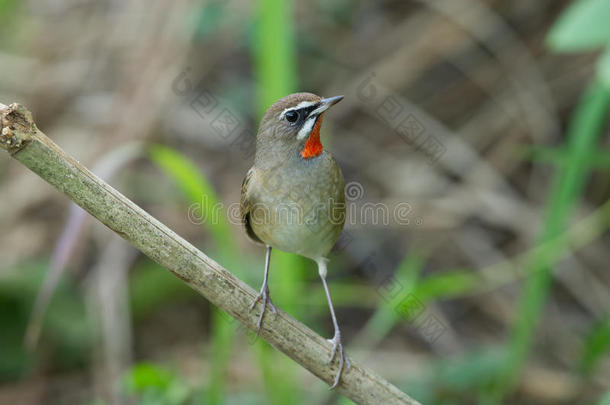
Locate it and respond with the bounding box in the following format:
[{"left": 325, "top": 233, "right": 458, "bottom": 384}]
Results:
[{"left": 1, "top": 0, "right": 610, "bottom": 404}]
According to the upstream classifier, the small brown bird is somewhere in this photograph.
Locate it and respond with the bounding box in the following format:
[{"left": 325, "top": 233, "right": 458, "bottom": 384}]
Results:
[{"left": 240, "top": 92, "right": 348, "bottom": 388}]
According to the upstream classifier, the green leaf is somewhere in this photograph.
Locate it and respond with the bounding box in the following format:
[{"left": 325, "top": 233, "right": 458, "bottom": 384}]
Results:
[
  {"left": 124, "top": 363, "right": 192, "bottom": 405},
  {"left": 124, "top": 363, "right": 174, "bottom": 392},
  {"left": 547, "top": 0, "right": 610, "bottom": 51}
]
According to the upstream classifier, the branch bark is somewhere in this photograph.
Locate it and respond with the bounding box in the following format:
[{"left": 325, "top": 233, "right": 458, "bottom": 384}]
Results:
[{"left": 0, "top": 102, "right": 421, "bottom": 405}]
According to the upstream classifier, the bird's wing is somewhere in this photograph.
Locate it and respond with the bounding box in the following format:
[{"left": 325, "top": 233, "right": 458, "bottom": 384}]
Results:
[{"left": 240, "top": 167, "right": 264, "bottom": 244}]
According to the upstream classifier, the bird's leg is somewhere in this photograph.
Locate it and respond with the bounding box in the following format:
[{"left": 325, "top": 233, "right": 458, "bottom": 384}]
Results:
[
  {"left": 317, "top": 258, "right": 350, "bottom": 389},
  {"left": 249, "top": 245, "right": 277, "bottom": 332}
]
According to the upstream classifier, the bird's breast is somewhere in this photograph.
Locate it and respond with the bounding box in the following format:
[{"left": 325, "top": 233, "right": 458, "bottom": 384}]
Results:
[{"left": 249, "top": 153, "right": 345, "bottom": 259}]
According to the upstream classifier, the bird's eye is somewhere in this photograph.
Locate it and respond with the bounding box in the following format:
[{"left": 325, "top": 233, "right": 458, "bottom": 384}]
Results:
[{"left": 285, "top": 110, "right": 299, "bottom": 123}]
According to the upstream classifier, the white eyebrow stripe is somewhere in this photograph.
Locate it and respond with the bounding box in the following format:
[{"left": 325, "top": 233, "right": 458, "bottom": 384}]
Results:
[
  {"left": 294, "top": 100, "right": 318, "bottom": 109},
  {"left": 296, "top": 116, "right": 317, "bottom": 140},
  {"left": 278, "top": 100, "right": 319, "bottom": 120}
]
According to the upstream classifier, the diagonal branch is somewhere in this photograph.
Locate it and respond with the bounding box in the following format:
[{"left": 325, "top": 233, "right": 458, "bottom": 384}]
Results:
[{"left": 0, "top": 103, "right": 421, "bottom": 405}]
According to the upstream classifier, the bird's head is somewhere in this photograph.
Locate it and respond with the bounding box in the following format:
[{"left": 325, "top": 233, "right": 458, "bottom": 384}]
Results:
[{"left": 255, "top": 92, "right": 343, "bottom": 166}]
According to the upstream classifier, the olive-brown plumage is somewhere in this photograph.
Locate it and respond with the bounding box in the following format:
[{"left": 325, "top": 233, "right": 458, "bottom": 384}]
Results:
[{"left": 240, "top": 92, "right": 348, "bottom": 389}]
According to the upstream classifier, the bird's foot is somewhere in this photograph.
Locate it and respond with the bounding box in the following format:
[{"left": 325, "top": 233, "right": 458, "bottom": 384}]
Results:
[
  {"left": 249, "top": 287, "right": 277, "bottom": 332},
  {"left": 327, "top": 331, "right": 350, "bottom": 389}
]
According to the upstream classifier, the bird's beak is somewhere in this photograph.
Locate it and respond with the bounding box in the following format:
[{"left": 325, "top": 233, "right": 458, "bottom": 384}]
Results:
[{"left": 312, "top": 95, "right": 344, "bottom": 116}]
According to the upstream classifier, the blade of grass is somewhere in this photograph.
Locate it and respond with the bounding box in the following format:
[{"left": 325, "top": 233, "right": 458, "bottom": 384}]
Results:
[
  {"left": 522, "top": 145, "right": 610, "bottom": 169},
  {"left": 253, "top": 0, "right": 297, "bottom": 116},
  {"left": 351, "top": 253, "right": 425, "bottom": 349},
  {"left": 148, "top": 144, "right": 234, "bottom": 254},
  {"left": 493, "top": 79, "right": 610, "bottom": 399},
  {"left": 252, "top": 0, "right": 304, "bottom": 402},
  {"left": 148, "top": 144, "right": 243, "bottom": 405}
]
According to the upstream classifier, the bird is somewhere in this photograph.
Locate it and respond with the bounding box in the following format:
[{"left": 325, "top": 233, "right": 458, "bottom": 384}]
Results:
[{"left": 240, "top": 92, "right": 348, "bottom": 389}]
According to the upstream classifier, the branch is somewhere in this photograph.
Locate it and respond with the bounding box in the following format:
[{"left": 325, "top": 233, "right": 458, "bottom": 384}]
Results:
[{"left": 0, "top": 103, "right": 421, "bottom": 405}]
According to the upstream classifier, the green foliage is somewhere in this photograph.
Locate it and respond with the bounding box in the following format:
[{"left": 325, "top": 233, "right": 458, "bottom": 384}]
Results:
[
  {"left": 494, "top": 61, "right": 610, "bottom": 402},
  {"left": 412, "top": 270, "right": 478, "bottom": 302},
  {"left": 10, "top": 1, "right": 610, "bottom": 403},
  {"left": 596, "top": 47, "right": 610, "bottom": 88},
  {"left": 356, "top": 253, "right": 424, "bottom": 346},
  {"left": 193, "top": 1, "right": 227, "bottom": 39},
  {"left": 599, "top": 389, "right": 610, "bottom": 405},
  {"left": 146, "top": 140, "right": 301, "bottom": 405},
  {"left": 129, "top": 260, "right": 197, "bottom": 319},
  {"left": 580, "top": 315, "right": 610, "bottom": 375},
  {"left": 253, "top": 0, "right": 297, "bottom": 116},
  {"left": 547, "top": 0, "right": 610, "bottom": 91},
  {"left": 523, "top": 145, "right": 610, "bottom": 169},
  {"left": 123, "top": 363, "right": 193, "bottom": 405},
  {"left": 477, "top": 5, "right": 610, "bottom": 400},
  {"left": 148, "top": 144, "right": 244, "bottom": 405},
  {"left": 148, "top": 144, "right": 234, "bottom": 256},
  {"left": 125, "top": 363, "right": 175, "bottom": 391},
  {"left": 547, "top": 0, "right": 610, "bottom": 51},
  {"left": 0, "top": 0, "right": 16, "bottom": 15},
  {"left": 401, "top": 348, "right": 508, "bottom": 405},
  {"left": 436, "top": 348, "right": 506, "bottom": 393},
  {"left": 0, "top": 261, "right": 93, "bottom": 380}
]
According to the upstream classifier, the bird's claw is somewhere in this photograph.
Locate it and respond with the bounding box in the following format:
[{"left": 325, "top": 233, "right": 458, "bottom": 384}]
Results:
[
  {"left": 249, "top": 287, "right": 277, "bottom": 332},
  {"left": 327, "top": 332, "right": 350, "bottom": 389}
]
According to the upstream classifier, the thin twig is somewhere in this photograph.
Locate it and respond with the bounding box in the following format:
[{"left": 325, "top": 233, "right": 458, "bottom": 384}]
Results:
[{"left": 0, "top": 103, "right": 421, "bottom": 405}]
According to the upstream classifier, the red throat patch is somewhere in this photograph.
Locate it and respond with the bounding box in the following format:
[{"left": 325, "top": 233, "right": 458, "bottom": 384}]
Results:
[{"left": 300, "top": 114, "right": 324, "bottom": 159}]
